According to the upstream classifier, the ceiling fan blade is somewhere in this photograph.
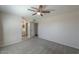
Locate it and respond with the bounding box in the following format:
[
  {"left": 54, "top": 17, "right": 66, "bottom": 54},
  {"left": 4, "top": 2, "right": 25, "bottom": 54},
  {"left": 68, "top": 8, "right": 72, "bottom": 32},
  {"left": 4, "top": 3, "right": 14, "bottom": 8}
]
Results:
[
  {"left": 28, "top": 9, "right": 36, "bottom": 12},
  {"left": 31, "top": 7, "right": 38, "bottom": 10},
  {"left": 42, "top": 11, "right": 50, "bottom": 13},
  {"left": 32, "top": 13, "right": 37, "bottom": 15},
  {"left": 39, "top": 5, "right": 43, "bottom": 9},
  {"left": 50, "top": 10, "right": 55, "bottom": 11},
  {"left": 47, "top": 9, "right": 55, "bottom": 11}
]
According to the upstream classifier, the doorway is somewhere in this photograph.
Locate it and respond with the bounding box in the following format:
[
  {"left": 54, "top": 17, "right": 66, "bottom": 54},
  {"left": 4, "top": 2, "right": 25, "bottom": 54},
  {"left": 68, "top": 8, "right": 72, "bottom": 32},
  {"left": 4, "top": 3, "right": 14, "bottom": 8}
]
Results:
[
  {"left": 34, "top": 23, "right": 38, "bottom": 37},
  {"left": 21, "top": 19, "right": 28, "bottom": 39}
]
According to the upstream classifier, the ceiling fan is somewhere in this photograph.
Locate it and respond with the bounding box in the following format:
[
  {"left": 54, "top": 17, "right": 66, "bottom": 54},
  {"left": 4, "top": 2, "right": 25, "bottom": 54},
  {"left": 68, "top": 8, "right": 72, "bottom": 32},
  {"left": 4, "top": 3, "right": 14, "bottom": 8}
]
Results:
[{"left": 28, "top": 5, "right": 54, "bottom": 16}]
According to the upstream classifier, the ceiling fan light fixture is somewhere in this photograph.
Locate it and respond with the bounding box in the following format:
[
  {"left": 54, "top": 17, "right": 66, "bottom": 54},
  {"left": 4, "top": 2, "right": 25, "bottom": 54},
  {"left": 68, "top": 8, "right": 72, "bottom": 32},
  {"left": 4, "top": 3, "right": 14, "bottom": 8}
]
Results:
[
  {"left": 28, "top": 5, "right": 53, "bottom": 16},
  {"left": 37, "top": 12, "right": 41, "bottom": 15}
]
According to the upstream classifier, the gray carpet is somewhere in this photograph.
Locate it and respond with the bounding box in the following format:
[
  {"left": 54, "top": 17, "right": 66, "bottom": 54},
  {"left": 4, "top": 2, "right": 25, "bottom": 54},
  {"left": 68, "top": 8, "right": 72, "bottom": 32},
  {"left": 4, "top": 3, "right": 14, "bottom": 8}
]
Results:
[{"left": 0, "top": 37, "right": 79, "bottom": 54}]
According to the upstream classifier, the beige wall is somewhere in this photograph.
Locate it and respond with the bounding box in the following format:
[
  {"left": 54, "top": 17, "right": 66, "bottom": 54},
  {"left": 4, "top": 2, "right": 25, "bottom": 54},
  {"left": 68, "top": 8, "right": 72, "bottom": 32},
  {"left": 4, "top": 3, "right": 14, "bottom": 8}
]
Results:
[
  {"left": 38, "top": 11, "right": 79, "bottom": 49},
  {"left": 1, "top": 13, "right": 22, "bottom": 46},
  {"left": 0, "top": 12, "right": 3, "bottom": 47},
  {"left": 0, "top": 12, "right": 35, "bottom": 47},
  {"left": 30, "top": 22, "right": 35, "bottom": 38}
]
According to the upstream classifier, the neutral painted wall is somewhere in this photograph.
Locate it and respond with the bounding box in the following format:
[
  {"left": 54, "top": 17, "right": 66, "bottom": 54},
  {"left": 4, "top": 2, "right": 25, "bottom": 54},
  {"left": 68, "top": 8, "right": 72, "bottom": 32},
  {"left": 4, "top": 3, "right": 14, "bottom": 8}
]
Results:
[
  {"left": 0, "top": 13, "right": 4, "bottom": 47},
  {"left": 30, "top": 22, "right": 35, "bottom": 38},
  {"left": 38, "top": 11, "right": 79, "bottom": 49},
  {"left": 1, "top": 13, "right": 22, "bottom": 46}
]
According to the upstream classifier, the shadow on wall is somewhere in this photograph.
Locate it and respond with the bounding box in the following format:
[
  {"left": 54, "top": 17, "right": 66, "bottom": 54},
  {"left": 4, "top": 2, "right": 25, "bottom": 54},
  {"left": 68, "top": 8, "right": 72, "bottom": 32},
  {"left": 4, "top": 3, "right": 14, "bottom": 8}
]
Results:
[{"left": 0, "top": 14, "right": 4, "bottom": 47}]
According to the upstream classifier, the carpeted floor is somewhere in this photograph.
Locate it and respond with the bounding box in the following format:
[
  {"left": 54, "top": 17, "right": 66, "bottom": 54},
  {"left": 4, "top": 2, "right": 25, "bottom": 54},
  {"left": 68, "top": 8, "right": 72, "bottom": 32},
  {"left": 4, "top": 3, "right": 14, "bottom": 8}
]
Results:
[{"left": 0, "top": 37, "right": 79, "bottom": 54}]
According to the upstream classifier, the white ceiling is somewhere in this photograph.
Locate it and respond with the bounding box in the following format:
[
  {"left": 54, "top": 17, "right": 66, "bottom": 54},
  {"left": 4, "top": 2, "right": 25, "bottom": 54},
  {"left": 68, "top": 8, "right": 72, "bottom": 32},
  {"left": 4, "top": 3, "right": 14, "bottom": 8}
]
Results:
[{"left": 0, "top": 5, "right": 79, "bottom": 19}]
